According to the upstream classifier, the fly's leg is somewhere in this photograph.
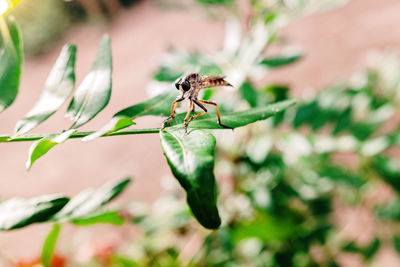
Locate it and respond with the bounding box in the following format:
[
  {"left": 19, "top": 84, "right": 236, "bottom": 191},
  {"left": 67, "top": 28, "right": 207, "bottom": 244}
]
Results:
[
  {"left": 184, "top": 100, "right": 194, "bottom": 134},
  {"left": 162, "top": 97, "right": 184, "bottom": 130},
  {"left": 187, "top": 99, "right": 208, "bottom": 127},
  {"left": 196, "top": 99, "right": 233, "bottom": 129}
]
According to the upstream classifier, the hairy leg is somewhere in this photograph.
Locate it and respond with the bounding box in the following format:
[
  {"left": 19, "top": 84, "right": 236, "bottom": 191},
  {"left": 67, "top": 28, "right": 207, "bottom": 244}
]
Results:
[
  {"left": 184, "top": 100, "right": 195, "bottom": 134},
  {"left": 162, "top": 97, "right": 184, "bottom": 129}
]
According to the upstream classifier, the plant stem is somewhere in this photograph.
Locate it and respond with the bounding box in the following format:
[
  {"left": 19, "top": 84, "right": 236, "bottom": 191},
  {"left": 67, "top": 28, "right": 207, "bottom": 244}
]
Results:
[{"left": 0, "top": 128, "right": 161, "bottom": 142}]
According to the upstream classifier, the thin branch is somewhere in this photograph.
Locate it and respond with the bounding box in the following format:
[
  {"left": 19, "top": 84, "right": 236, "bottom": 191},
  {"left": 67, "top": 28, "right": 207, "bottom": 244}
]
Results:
[{"left": 0, "top": 128, "right": 161, "bottom": 142}]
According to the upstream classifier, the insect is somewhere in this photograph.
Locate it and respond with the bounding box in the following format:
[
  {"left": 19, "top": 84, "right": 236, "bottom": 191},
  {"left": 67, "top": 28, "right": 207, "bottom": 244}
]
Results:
[{"left": 162, "top": 72, "right": 233, "bottom": 133}]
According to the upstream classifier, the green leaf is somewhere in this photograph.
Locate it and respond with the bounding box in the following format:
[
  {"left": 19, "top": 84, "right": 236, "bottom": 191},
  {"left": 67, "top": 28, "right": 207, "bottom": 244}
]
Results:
[
  {"left": 52, "top": 178, "right": 131, "bottom": 222},
  {"left": 111, "top": 255, "right": 139, "bottom": 267},
  {"left": 293, "top": 101, "right": 318, "bottom": 127},
  {"left": 349, "top": 122, "right": 377, "bottom": 141},
  {"left": 260, "top": 53, "right": 303, "bottom": 68},
  {"left": 26, "top": 129, "right": 77, "bottom": 170},
  {"left": 160, "top": 129, "right": 221, "bottom": 229},
  {"left": 72, "top": 210, "right": 125, "bottom": 226},
  {"left": 66, "top": 34, "right": 112, "bottom": 128},
  {"left": 15, "top": 44, "right": 76, "bottom": 135},
  {"left": 41, "top": 223, "right": 61, "bottom": 267},
  {"left": 333, "top": 107, "right": 352, "bottom": 135},
  {"left": 153, "top": 66, "right": 182, "bottom": 82},
  {"left": 240, "top": 82, "right": 258, "bottom": 108},
  {"left": 342, "top": 239, "right": 380, "bottom": 260},
  {"left": 0, "top": 195, "right": 69, "bottom": 230},
  {"left": 0, "top": 16, "right": 23, "bottom": 112},
  {"left": 318, "top": 165, "right": 365, "bottom": 187},
  {"left": 83, "top": 90, "right": 177, "bottom": 141},
  {"left": 165, "top": 99, "right": 295, "bottom": 131},
  {"left": 393, "top": 236, "right": 400, "bottom": 254},
  {"left": 372, "top": 156, "right": 400, "bottom": 193},
  {"left": 114, "top": 90, "right": 177, "bottom": 118},
  {"left": 232, "top": 213, "right": 297, "bottom": 242}
]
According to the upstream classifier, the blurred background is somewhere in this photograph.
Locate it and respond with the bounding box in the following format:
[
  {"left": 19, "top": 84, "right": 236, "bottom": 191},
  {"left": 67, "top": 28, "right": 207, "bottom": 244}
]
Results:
[{"left": 1, "top": 0, "right": 400, "bottom": 266}]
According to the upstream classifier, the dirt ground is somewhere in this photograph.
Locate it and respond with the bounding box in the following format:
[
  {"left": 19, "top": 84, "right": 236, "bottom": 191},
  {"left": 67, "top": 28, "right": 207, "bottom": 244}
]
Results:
[{"left": 1, "top": 0, "right": 400, "bottom": 264}]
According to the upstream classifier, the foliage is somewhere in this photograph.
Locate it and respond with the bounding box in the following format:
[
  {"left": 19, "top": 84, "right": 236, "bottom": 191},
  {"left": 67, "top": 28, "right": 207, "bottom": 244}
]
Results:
[
  {"left": 104, "top": 49, "right": 400, "bottom": 266},
  {"left": 3, "top": 0, "right": 400, "bottom": 266},
  {"left": 0, "top": 15, "right": 22, "bottom": 112},
  {"left": 0, "top": 12, "right": 292, "bottom": 232},
  {"left": 0, "top": 178, "right": 130, "bottom": 230}
]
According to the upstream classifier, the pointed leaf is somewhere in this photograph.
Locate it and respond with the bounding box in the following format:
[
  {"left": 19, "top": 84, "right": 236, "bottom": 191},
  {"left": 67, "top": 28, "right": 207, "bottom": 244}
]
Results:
[
  {"left": 260, "top": 53, "right": 303, "bottom": 68},
  {"left": 66, "top": 34, "right": 112, "bottom": 128},
  {"left": 0, "top": 16, "right": 23, "bottom": 112},
  {"left": 165, "top": 99, "right": 295, "bottom": 131},
  {"left": 72, "top": 210, "right": 125, "bottom": 226},
  {"left": 52, "top": 178, "right": 131, "bottom": 222},
  {"left": 83, "top": 90, "right": 176, "bottom": 141},
  {"left": 41, "top": 223, "right": 61, "bottom": 267},
  {"left": 160, "top": 129, "right": 221, "bottom": 229},
  {"left": 26, "top": 129, "right": 77, "bottom": 170},
  {"left": 15, "top": 44, "right": 77, "bottom": 135},
  {"left": 114, "top": 89, "right": 177, "bottom": 118},
  {"left": 0, "top": 195, "right": 69, "bottom": 231}
]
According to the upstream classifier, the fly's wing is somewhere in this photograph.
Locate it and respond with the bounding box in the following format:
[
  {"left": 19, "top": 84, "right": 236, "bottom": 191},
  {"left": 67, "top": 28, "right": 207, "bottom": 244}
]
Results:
[{"left": 201, "top": 75, "right": 232, "bottom": 88}]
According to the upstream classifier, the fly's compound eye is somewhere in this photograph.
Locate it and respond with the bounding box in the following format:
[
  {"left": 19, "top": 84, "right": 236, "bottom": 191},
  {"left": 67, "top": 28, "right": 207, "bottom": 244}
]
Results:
[{"left": 182, "top": 80, "right": 190, "bottom": 91}]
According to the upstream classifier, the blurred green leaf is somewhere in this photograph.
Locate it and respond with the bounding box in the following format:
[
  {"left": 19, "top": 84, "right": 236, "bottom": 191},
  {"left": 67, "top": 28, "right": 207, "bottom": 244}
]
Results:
[
  {"left": 165, "top": 99, "right": 295, "bottom": 131},
  {"left": 232, "top": 213, "right": 297, "bottom": 242},
  {"left": 15, "top": 44, "right": 76, "bottom": 135},
  {"left": 67, "top": 34, "right": 112, "bottom": 128},
  {"left": 265, "top": 84, "right": 289, "bottom": 125},
  {"left": 41, "top": 223, "right": 61, "bottom": 267},
  {"left": 240, "top": 82, "right": 258, "bottom": 108},
  {"left": 111, "top": 255, "right": 139, "bottom": 267},
  {"left": 308, "top": 197, "right": 332, "bottom": 216},
  {"left": 350, "top": 122, "right": 377, "bottom": 141},
  {"left": 265, "top": 84, "right": 289, "bottom": 102},
  {"left": 372, "top": 156, "right": 400, "bottom": 193},
  {"left": 0, "top": 16, "right": 23, "bottom": 112},
  {"left": 52, "top": 178, "right": 131, "bottom": 222},
  {"left": 201, "top": 88, "right": 214, "bottom": 101},
  {"left": 376, "top": 198, "right": 400, "bottom": 221},
  {"left": 333, "top": 107, "right": 352, "bottom": 135},
  {"left": 393, "top": 236, "right": 400, "bottom": 254},
  {"left": 293, "top": 101, "right": 318, "bottom": 127},
  {"left": 26, "top": 129, "right": 77, "bottom": 170},
  {"left": 342, "top": 239, "right": 380, "bottom": 260},
  {"left": 72, "top": 210, "right": 125, "bottom": 226},
  {"left": 260, "top": 53, "right": 303, "bottom": 68},
  {"left": 153, "top": 66, "right": 182, "bottom": 82},
  {"left": 318, "top": 165, "right": 365, "bottom": 187},
  {"left": 160, "top": 129, "right": 221, "bottom": 229},
  {"left": 0, "top": 195, "right": 68, "bottom": 231}
]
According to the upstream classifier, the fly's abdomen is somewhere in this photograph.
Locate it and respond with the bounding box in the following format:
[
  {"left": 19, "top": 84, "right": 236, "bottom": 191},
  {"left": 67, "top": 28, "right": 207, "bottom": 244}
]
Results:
[{"left": 202, "top": 76, "right": 232, "bottom": 88}]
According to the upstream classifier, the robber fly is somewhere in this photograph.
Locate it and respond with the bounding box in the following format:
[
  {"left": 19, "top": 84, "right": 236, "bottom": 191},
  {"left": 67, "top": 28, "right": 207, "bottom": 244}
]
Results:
[{"left": 162, "top": 72, "right": 233, "bottom": 133}]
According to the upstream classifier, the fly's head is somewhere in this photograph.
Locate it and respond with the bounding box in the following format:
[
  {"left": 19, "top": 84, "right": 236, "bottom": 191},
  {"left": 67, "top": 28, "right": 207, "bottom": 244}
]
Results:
[
  {"left": 175, "top": 77, "right": 191, "bottom": 93},
  {"left": 175, "top": 73, "right": 200, "bottom": 95}
]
